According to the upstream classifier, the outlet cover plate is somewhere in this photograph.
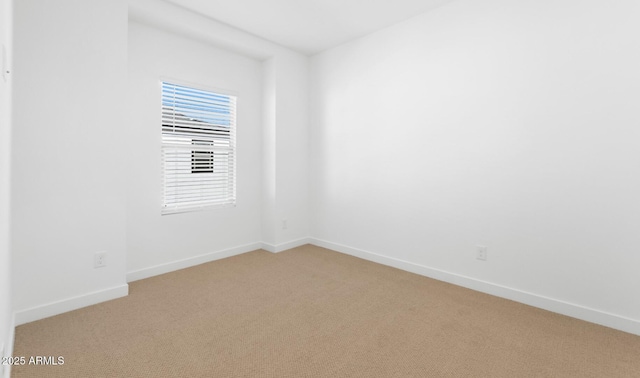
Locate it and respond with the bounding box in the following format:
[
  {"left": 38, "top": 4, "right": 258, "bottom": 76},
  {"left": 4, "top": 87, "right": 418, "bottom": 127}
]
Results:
[
  {"left": 94, "top": 252, "right": 107, "bottom": 268},
  {"left": 476, "top": 245, "right": 488, "bottom": 261}
]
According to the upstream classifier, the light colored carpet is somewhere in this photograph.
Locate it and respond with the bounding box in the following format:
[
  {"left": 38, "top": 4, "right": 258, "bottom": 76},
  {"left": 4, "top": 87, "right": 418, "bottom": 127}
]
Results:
[{"left": 12, "top": 245, "right": 640, "bottom": 377}]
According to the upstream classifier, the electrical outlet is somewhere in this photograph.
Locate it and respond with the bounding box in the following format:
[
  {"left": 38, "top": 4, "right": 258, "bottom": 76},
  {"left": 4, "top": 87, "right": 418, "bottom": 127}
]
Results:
[
  {"left": 476, "top": 245, "right": 488, "bottom": 261},
  {"left": 94, "top": 252, "right": 107, "bottom": 268}
]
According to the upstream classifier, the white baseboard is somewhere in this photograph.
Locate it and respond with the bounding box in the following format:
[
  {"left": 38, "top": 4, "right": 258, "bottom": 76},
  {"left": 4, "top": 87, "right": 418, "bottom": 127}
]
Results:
[
  {"left": 261, "top": 237, "right": 310, "bottom": 253},
  {"left": 14, "top": 284, "right": 129, "bottom": 326},
  {"left": 309, "top": 238, "right": 640, "bottom": 336},
  {"left": 126, "top": 242, "right": 263, "bottom": 282},
  {"left": 14, "top": 242, "right": 264, "bottom": 327}
]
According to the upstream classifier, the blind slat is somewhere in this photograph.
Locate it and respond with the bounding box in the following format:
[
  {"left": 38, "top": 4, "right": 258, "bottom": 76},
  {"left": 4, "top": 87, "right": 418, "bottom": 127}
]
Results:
[{"left": 161, "top": 81, "right": 236, "bottom": 214}]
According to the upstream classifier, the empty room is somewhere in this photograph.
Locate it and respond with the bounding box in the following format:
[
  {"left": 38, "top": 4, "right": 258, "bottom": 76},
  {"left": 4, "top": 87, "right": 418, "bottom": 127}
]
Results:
[{"left": 1, "top": 0, "right": 639, "bottom": 377}]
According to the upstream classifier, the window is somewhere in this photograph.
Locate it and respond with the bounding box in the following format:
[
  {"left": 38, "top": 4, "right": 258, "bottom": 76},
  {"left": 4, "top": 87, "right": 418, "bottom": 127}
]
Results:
[{"left": 161, "top": 81, "right": 236, "bottom": 214}]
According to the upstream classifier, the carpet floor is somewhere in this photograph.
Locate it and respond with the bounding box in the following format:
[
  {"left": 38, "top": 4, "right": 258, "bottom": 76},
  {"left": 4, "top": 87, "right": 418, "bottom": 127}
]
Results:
[{"left": 11, "top": 245, "right": 640, "bottom": 377}]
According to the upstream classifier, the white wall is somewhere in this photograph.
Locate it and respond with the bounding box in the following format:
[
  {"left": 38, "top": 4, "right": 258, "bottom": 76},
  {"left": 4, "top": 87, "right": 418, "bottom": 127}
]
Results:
[
  {"left": 310, "top": 0, "right": 640, "bottom": 333},
  {"left": 129, "top": 0, "right": 309, "bottom": 258},
  {"left": 6, "top": 0, "right": 309, "bottom": 326},
  {"left": 11, "top": 0, "right": 129, "bottom": 324},
  {"left": 0, "top": 0, "right": 13, "bottom": 374},
  {"left": 261, "top": 54, "right": 310, "bottom": 250},
  {"left": 273, "top": 54, "right": 310, "bottom": 247},
  {"left": 261, "top": 58, "right": 277, "bottom": 246},
  {"left": 126, "top": 22, "right": 264, "bottom": 278},
  {"left": 127, "top": 0, "right": 310, "bottom": 254}
]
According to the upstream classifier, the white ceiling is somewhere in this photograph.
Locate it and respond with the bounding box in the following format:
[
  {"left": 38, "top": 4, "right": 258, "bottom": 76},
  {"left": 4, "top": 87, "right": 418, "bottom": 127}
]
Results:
[{"left": 164, "top": 0, "right": 454, "bottom": 55}]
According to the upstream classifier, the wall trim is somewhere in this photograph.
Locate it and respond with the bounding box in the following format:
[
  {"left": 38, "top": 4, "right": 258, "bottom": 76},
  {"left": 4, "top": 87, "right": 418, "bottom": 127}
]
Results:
[
  {"left": 261, "top": 237, "right": 310, "bottom": 253},
  {"left": 127, "top": 242, "right": 263, "bottom": 282},
  {"left": 17, "top": 238, "right": 637, "bottom": 338},
  {"left": 309, "top": 238, "right": 640, "bottom": 336},
  {"left": 14, "top": 285, "right": 129, "bottom": 326},
  {"left": 15, "top": 242, "right": 265, "bottom": 327}
]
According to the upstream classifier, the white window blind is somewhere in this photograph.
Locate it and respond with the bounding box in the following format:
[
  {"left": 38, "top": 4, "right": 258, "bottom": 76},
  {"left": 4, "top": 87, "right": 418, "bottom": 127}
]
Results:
[{"left": 161, "top": 81, "right": 236, "bottom": 214}]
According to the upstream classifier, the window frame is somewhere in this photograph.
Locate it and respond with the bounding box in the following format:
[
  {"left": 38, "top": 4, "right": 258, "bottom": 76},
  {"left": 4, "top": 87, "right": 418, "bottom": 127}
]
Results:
[{"left": 159, "top": 78, "right": 238, "bottom": 215}]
